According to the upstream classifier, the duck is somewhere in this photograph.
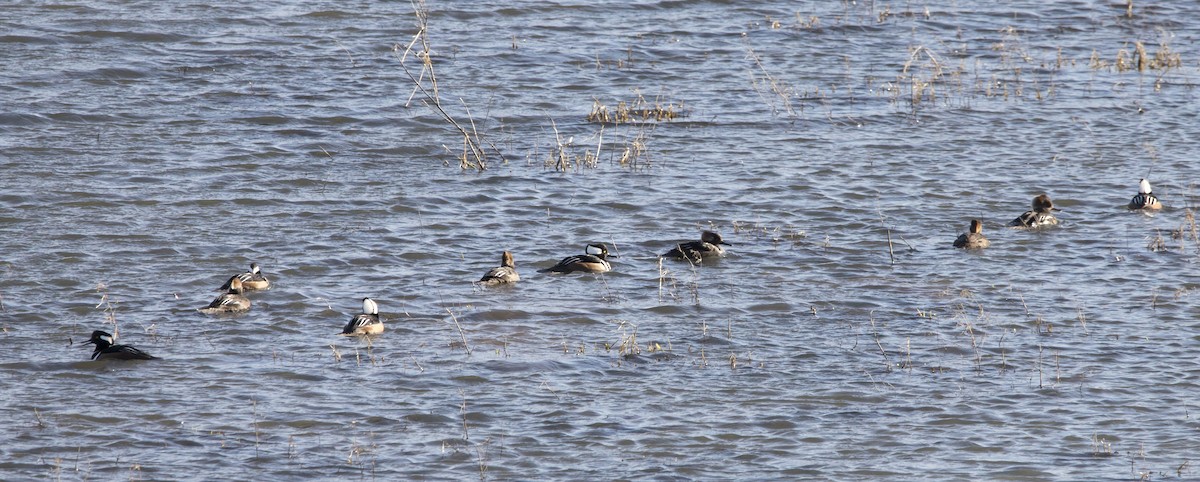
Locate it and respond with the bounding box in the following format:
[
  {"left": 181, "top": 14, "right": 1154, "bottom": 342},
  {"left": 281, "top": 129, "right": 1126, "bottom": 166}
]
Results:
[
  {"left": 662, "top": 230, "right": 731, "bottom": 262},
  {"left": 218, "top": 262, "right": 271, "bottom": 291},
  {"left": 341, "top": 297, "right": 382, "bottom": 336},
  {"left": 538, "top": 243, "right": 612, "bottom": 274},
  {"left": 199, "top": 276, "right": 252, "bottom": 314},
  {"left": 1128, "top": 178, "right": 1162, "bottom": 210},
  {"left": 953, "top": 219, "right": 990, "bottom": 249},
  {"left": 479, "top": 251, "right": 520, "bottom": 285},
  {"left": 1008, "top": 194, "right": 1060, "bottom": 228},
  {"left": 84, "top": 330, "right": 157, "bottom": 361}
]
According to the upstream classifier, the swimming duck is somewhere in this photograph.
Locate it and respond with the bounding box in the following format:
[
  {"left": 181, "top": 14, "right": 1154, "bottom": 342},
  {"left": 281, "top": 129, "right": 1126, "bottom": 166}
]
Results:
[
  {"left": 479, "top": 251, "right": 520, "bottom": 285},
  {"left": 662, "top": 231, "right": 731, "bottom": 262},
  {"left": 341, "top": 297, "right": 382, "bottom": 336},
  {"left": 953, "top": 219, "right": 990, "bottom": 249},
  {"left": 1128, "top": 179, "right": 1162, "bottom": 210},
  {"left": 218, "top": 262, "right": 271, "bottom": 291},
  {"left": 539, "top": 243, "right": 612, "bottom": 274},
  {"left": 1008, "top": 194, "right": 1060, "bottom": 228},
  {"left": 84, "top": 330, "right": 157, "bottom": 361},
  {"left": 199, "top": 276, "right": 252, "bottom": 314}
]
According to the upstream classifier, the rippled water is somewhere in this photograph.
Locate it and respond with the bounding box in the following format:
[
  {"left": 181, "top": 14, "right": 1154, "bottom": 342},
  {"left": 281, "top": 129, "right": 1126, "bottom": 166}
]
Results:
[{"left": 3, "top": 1, "right": 1199, "bottom": 480}]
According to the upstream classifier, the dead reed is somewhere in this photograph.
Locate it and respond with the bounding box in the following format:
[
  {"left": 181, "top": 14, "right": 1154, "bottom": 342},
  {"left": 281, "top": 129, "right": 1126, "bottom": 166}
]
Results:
[
  {"left": 395, "top": 0, "right": 504, "bottom": 170},
  {"left": 745, "top": 45, "right": 800, "bottom": 118},
  {"left": 1147, "top": 231, "right": 1167, "bottom": 252},
  {"left": 614, "top": 320, "right": 640, "bottom": 357},
  {"left": 1171, "top": 209, "right": 1198, "bottom": 254},
  {"left": 446, "top": 308, "right": 473, "bottom": 356},
  {"left": 586, "top": 95, "right": 683, "bottom": 125}
]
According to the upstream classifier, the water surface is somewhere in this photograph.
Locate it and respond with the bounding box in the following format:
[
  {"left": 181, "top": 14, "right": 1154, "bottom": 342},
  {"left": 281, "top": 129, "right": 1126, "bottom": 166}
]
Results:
[{"left": 2, "top": 1, "right": 1198, "bottom": 480}]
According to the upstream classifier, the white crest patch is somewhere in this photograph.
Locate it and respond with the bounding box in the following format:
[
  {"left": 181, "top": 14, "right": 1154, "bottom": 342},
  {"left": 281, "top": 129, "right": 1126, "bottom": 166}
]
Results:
[
  {"left": 362, "top": 298, "right": 378, "bottom": 315},
  {"left": 585, "top": 244, "right": 604, "bottom": 256},
  {"left": 1139, "top": 178, "right": 1152, "bottom": 194}
]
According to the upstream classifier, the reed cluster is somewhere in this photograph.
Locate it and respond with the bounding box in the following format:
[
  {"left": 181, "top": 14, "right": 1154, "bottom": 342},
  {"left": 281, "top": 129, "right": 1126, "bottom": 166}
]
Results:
[{"left": 586, "top": 96, "right": 683, "bottom": 125}]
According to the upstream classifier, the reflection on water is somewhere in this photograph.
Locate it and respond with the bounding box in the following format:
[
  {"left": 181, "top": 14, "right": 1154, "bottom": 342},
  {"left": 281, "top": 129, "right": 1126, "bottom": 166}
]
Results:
[{"left": 1, "top": 0, "right": 1198, "bottom": 479}]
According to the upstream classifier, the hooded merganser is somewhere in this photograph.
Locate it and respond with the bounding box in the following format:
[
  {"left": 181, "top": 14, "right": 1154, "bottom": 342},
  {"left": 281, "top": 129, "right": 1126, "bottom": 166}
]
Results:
[
  {"left": 662, "top": 231, "right": 731, "bottom": 262},
  {"left": 341, "top": 297, "right": 382, "bottom": 335},
  {"left": 218, "top": 262, "right": 270, "bottom": 291},
  {"left": 538, "top": 243, "right": 612, "bottom": 274},
  {"left": 1009, "top": 194, "right": 1060, "bottom": 228},
  {"left": 1128, "top": 179, "right": 1162, "bottom": 210},
  {"left": 199, "top": 276, "right": 252, "bottom": 314},
  {"left": 953, "top": 219, "right": 990, "bottom": 249},
  {"left": 84, "top": 330, "right": 158, "bottom": 361},
  {"left": 479, "top": 251, "right": 520, "bottom": 285}
]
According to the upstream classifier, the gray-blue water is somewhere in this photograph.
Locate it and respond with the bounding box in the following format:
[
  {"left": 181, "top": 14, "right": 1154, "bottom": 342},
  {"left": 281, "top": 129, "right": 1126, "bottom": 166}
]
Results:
[{"left": 2, "top": 1, "right": 1198, "bottom": 480}]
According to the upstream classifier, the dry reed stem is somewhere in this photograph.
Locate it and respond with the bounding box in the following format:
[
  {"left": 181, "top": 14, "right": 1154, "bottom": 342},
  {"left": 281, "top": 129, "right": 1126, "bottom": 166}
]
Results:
[
  {"left": 587, "top": 96, "right": 683, "bottom": 125},
  {"left": 459, "top": 389, "right": 470, "bottom": 441},
  {"left": 745, "top": 45, "right": 798, "bottom": 117},
  {"left": 869, "top": 314, "right": 891, "bottom": 370},
  {"left": 446, "top": 308, "right": 473, "bottom": 356},
  {"left": 395, "top": 0, "right": 503, "bottom": 170}
]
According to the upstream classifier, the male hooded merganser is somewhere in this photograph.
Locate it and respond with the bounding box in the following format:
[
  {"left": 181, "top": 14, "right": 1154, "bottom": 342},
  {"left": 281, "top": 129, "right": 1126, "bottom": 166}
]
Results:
[
  {"left": 84, "top": 330, "right": 157, "bottom": 361},
  {"left": 953, "top": 219, "right": 990, "bottom": 249},
  {"left": 662, "top": 231, "right": 731, "bottom": 262},
  {"left": 1128, "top": 179, "right": 1162, "bottom": 210},
  {"left": 1009, "top": 194, "right": 1060, "bottom": 228},
  {"left": 199, "top": 276, "right": 252, "bottom": 314},
  {"left": 341, "top": 297, "right": 382, "bottom": 335},
  {"left": 479, "top": 251, "right": 520, "bottom": 285},
  {"left": 539, "top": 243, "right": 612, "bottom": 274},
  {"left": 218, "top": 262, "right": 271, "bottom": 291}
]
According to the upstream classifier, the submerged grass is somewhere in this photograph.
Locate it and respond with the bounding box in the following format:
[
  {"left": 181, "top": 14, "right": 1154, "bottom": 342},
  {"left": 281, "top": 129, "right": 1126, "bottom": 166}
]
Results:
[
  {"left": 543, "top": 119, "right": 654, "bottom": 172},
  {"left": 586, "top": 95, "right": 683, "bottom": 125}
]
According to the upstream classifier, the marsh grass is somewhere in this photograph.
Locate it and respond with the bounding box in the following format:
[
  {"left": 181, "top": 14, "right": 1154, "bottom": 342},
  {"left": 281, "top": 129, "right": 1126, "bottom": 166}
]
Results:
[
  {"left": 446, "top": 308, "right": 473, "bottom": 356},
  {"left": 656, "top": 257, "right": 680, "bottom": 303},
  {"left": 745, "top": 45, "right": 801, "bottom": 119},
  {"left": 1147, "top": 230, "right": 1167, "bottom": 252},
  {"left": 396, "top": 0, "right": 504, "bottom": 171},
  {"left": 539, "top": 100, "right": 658, "bottom": 172},
  {"left": 614, "top": 320, "right": 640, "bottom": 357},
  {"left": 586, "top": 95, "right": 683, "bottom": 125},
  {"left": 899, "top": 45, "right": 946, "bottom": 112},
  {"left": 458, "top": 389, "right": 470, "bottom": 441},
  {"left": 617, "top": 124, "right": 653, "bottom": 170},
  {"left": 868, "top": 314, "right": 892, "bottom": 372},
  {"left": 95, "top": 283, "right": 119, "bottom": 337},
  {"left": 1092, "top": 434, "right": 1115, "bottom": 457},
  {"left": 475, "top": 437, "right": 491, "bottom": 481},
  {"left": 544, "top": 120, "right": 598, "bottom": 172},
  {"left": 1171, "top": 209, "right": 1199, "bottom": 254}
]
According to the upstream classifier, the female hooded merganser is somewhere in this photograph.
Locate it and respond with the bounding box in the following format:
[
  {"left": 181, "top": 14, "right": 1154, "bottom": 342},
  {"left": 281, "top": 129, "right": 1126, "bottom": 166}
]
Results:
[
  {"left": 479, "top": 251, "right": 520, "bottom": 285},
  {"left": 218, "top": 262, "right": 271, "bottom": 291},
  {"left": 1009, "top": 194, "right": 1061, "bottom": 228},
  {"left": 1128, "top": 179, "right": 1162, "bottom": 210},
  {"left": 341, "top": 297, "right": 382, "bottom": 335},
  {"left": 953, "top": 219, "right": 990, "bottom": 249},
  {"left": 84, "top": 330, "right": 158, "bottom": 361},
  {"left": 662, "top": 231, "right": 731, "bottom": 262},
  {"left": 539, "top": 243, "right": 612, "bottom": 274},
  {"left": 199, "top": 276, "right": 252, "bottom": 314}
]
